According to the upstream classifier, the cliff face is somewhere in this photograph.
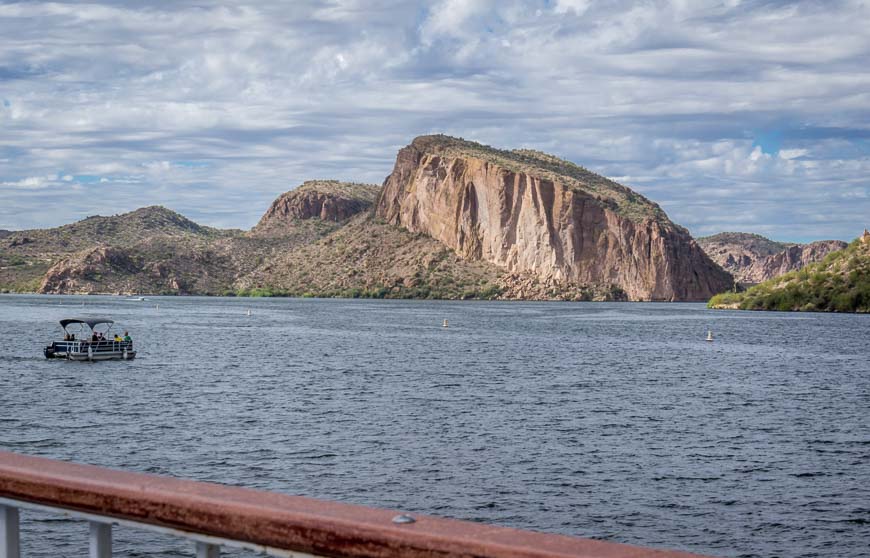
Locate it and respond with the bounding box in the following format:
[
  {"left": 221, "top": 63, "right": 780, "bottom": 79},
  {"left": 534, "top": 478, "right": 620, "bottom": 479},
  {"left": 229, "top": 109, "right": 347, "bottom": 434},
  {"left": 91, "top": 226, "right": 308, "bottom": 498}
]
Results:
[
  {"left": 698, "top": 233, "right": 847, "bottom": 285},
  {"left": 376, "top": 135, "right": 732, "bottom": 301}
]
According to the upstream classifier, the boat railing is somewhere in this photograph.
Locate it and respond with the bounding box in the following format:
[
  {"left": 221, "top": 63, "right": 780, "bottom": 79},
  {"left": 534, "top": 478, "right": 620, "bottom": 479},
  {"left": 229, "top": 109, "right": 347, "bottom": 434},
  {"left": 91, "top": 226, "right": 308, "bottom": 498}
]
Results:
[
  {"left": 0, "top": 451, "right": 709, "bottom": 558},
  {"left": 66, "top": 340, "right": 132, "bottom": 352}
]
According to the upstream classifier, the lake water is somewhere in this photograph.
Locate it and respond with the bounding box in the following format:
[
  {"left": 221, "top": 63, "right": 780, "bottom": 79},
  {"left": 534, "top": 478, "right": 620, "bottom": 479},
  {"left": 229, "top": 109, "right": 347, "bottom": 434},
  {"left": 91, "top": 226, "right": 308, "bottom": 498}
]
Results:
[{"left": 0, "top": 295, "right": 868, "bottom": 558}]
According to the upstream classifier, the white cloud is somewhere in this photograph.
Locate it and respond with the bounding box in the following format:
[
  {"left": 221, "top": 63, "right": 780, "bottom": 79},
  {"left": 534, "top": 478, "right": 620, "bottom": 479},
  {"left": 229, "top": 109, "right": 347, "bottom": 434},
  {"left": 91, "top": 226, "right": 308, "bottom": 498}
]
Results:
[
  {"left": 2, "top": 174, "right": 59, "bottom": 189},
  {"left": 553, "top": 0, "right": 591, "bottom": 15},
  {"left": 779, "top": 149, "right": 809, "bottom": 160}
]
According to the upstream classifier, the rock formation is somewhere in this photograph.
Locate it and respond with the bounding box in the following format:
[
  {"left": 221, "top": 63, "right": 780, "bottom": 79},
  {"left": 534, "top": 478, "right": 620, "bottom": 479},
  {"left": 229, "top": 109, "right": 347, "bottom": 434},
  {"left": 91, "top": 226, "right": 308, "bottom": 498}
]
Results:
[
  {"left": 254, "top": 180, "right": 380, "bottom": 234},
  {"left": 376, "top": 135, "right": 732, "bottom": 301},
  {"left": 698, "top": 232, "right": 847, "bottom": 285}
]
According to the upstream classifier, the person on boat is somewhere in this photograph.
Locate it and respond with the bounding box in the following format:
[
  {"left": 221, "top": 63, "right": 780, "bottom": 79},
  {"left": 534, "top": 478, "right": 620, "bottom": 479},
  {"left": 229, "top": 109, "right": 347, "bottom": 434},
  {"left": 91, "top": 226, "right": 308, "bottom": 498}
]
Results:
[
  {"left": 91, "top": 332, "right": 99, "bottom": 342},
  {"left": 113, "top": 333, "right": 123, "bottom": 342},
  {"left": 64, "top": 333, "right": 70, "bottom": 341},
  {"left": 123, "top": 331, "right": 132, "bottom": 343}
]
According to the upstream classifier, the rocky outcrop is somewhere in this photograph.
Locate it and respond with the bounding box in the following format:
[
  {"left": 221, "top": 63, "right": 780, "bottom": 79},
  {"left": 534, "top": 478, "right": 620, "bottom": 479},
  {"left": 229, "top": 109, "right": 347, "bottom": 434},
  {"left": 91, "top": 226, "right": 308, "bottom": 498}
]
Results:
[
  {"left": 698, "top": 233, "right": 846, "bottom": 285},
  {"left": 38, "top": 246, "right": 142, "bottom": 294},
  {"left": 376, "top": 135, "right": 732, "bottom": 301},
  {"left": 254, "top": 180, "right": 380, "bottom": 233}
]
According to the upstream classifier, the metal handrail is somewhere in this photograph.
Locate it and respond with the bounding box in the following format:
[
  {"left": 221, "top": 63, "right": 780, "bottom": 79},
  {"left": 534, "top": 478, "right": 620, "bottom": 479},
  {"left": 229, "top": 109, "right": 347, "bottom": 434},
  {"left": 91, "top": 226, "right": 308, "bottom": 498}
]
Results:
[{"left": 0, "top": 451, "right": 710, "bottom": 558}]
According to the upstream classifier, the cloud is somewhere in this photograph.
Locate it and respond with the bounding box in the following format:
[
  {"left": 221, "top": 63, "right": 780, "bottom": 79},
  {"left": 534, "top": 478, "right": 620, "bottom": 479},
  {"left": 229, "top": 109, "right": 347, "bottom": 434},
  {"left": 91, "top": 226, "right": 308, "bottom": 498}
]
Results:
[
  {"left": 1, "top": 175, "right": 58, "bottom": 189},
  {"left": 0, "top": 0, "right": 868, "bottom": 241}
]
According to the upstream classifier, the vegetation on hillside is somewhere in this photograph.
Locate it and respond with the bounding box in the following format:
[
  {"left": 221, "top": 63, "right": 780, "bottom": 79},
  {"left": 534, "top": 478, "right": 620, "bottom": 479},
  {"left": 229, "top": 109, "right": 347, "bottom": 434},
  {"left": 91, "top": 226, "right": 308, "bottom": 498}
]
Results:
[
  {"left": 708, "top": 238, "right": 868, "bottom": 312},
  {"left": 238, "top": 214, "right": 508, "bottom": 300},
  {"left": 412, "top": 135, "right": 668, "bottom": 224}
]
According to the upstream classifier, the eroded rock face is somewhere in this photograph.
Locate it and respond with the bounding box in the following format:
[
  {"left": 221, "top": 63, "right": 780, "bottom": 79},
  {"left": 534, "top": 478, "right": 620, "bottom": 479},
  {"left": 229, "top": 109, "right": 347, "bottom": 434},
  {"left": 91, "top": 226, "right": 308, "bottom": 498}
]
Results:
[
  {"left": 255, "top": 180, "right": 380, "bottom": 233},
  {"left": 376, "top": 136, "right": 733, "bottom": 301},
  {"left": 742, "top": 241, "right": 848, "bottom": 284},
  {"left": 698, "top": 233, "right": 847, "bottom": 285}
]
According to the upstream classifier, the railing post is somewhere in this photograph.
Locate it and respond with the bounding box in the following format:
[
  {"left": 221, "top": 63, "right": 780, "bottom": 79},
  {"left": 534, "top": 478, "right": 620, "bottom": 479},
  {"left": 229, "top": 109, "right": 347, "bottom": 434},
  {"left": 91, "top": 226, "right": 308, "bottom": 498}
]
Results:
[
  {"left": 0, "top": 504, "right": 20, "bottom": 558},
  {"left": 195, "top": 541, "right": 219, "bottom": 557},
  {"left": 89, "top": 521, "right": 112, "bottom": 558}
]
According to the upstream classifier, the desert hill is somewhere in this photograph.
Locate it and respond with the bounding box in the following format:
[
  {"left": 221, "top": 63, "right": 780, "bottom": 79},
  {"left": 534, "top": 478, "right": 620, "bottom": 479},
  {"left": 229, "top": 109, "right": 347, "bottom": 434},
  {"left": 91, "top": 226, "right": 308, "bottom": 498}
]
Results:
[{"left": 0, "top": 206, "right": 234, "bottom": 293}]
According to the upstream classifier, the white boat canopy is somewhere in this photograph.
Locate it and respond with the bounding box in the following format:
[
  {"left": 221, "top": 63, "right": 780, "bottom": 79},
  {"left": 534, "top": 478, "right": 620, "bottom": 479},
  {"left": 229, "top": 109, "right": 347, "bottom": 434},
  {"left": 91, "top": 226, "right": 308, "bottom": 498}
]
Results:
[{"left": 59, "top": 318, "right": 114, "bottom": 330}]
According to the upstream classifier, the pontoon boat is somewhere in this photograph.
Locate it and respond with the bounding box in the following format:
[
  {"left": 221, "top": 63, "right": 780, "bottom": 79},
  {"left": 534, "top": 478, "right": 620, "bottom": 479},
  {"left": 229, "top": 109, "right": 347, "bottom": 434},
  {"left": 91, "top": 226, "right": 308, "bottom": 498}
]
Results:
[{"left": 44, "top": 318, "right": 136, "bottom": 361}]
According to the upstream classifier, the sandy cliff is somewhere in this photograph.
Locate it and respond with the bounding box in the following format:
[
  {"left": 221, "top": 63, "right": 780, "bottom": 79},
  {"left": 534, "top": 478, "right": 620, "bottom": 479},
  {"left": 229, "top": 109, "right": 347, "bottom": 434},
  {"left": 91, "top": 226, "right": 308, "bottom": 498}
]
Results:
[{"left": 376, "top": 135, "right": 732, "bottom": 301}]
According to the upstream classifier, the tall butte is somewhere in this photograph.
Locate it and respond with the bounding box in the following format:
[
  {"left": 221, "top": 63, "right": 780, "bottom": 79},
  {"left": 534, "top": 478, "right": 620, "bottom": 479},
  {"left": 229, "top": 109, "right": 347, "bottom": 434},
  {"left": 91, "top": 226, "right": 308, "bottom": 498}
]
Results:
[{"left": 376, "top": 135, "right": 733, "bottom": 301}]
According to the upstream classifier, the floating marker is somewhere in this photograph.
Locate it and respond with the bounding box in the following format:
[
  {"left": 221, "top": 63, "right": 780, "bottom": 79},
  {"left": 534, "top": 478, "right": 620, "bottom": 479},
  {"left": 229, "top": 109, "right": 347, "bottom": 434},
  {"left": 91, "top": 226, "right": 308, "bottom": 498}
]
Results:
[
  {"left": 706, "top": 330, "right": 713, "bottom": 342},
  {"left": 247, "top": 309, "right": 251, "bottom": 316},
  {"left": 442, "top": 319, "right": 449, "bottom": 328}
]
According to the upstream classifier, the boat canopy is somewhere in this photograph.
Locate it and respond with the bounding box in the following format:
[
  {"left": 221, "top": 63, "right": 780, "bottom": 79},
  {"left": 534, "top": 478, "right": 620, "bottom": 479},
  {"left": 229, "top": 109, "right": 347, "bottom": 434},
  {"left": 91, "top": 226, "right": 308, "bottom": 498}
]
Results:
[{"left": 60, "top": 318, "right": 114, "bottom": 330}]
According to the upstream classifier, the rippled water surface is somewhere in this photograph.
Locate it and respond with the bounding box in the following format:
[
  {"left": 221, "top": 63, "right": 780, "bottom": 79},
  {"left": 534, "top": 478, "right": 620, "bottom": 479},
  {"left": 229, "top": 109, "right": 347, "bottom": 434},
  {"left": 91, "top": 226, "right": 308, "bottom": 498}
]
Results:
[{"left": 1, "top": 295, "right": 868, "bottom": 557}]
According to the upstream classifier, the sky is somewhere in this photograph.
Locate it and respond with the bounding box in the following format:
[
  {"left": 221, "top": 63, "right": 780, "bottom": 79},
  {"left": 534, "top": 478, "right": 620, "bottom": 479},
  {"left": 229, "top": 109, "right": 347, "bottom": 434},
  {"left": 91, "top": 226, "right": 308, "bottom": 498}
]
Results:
[{"left": 1, "top": 0, "right": 868, "bottom": 243}]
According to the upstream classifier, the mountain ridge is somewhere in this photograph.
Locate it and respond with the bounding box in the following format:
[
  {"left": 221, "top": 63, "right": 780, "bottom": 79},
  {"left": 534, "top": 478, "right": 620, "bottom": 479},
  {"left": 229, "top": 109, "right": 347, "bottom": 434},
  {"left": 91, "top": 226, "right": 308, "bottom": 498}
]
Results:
[{"left": 0, "top": 135, "right": 755, "bottom": 300}]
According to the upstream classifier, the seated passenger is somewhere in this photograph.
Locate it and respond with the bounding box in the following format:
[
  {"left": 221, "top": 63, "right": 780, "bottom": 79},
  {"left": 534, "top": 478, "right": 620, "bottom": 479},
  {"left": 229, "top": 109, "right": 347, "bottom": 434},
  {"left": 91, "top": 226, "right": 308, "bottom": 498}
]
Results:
[
  {"left": 113, "top": 334, "right": 122, "bottom": 342},
  {"left": 123, "top": 331, "right": 132, "bottom": 343},
  {"left": 91, "top": 332, "right": 99, "bottom": 342}
]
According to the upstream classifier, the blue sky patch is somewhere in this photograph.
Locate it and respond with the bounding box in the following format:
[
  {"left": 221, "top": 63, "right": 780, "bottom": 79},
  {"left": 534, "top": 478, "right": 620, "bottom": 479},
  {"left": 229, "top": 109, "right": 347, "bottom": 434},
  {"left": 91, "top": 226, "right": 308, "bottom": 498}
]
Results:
[{"left": 752, "top": 130, "right": 783, "bottom": 155}]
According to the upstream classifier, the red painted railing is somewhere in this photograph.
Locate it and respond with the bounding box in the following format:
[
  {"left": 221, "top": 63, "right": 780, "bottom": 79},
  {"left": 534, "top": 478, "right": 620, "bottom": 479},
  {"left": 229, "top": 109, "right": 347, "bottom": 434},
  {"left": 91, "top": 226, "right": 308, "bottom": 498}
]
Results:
[{"left": 0, "top": 451, "right": 712, "bottom": 558}]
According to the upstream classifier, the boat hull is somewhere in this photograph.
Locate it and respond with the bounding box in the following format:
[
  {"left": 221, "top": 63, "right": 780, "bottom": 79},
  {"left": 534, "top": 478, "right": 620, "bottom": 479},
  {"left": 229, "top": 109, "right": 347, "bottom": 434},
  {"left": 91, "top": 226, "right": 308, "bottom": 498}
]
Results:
[{"left": 66, "top": 350, "right": 136, "bottom": 361}]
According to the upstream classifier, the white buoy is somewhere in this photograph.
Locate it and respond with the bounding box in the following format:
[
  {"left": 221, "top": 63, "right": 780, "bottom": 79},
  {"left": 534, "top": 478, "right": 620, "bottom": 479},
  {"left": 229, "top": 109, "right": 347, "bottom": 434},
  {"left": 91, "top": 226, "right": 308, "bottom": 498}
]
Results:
[
  {"left": 706, "top": 330, "right": 714, "bottom": 342},
  {"left": 156, "top": 304, "right": 159, "bottom": 311},
  {"left": 247, "top": 309, "right": 251, "bottom": 316},
  {"left": 442, "top": 319, "right": 449, "bottom": 328}
]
